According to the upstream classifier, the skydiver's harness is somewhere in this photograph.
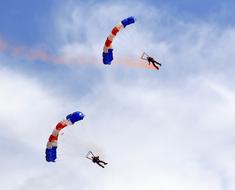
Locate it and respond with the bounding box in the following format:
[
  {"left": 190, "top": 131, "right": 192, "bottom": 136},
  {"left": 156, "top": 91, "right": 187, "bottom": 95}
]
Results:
[
  {"left": 86, "top": 151, "right": 100, "bottom": 163},
  {"left": 147, "top": 57, "right": 155, "bottom": 65}
]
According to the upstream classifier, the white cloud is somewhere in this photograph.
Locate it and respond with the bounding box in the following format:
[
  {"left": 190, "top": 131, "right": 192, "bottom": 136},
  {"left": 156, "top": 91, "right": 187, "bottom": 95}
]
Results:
[
  {"left": 1, "top": 62, "right": 235, "bottom": 190},
  {"left": 0, "top": 66, "right": 76, "bottom": 189}
]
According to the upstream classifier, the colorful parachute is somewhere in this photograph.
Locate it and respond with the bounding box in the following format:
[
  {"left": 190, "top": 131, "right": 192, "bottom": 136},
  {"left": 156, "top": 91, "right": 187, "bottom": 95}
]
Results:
[
  {"left": 103, "top": 16, "right": 136, "bottom": 65},
  {"left": 45, "top": 111, "right": 85, "bottom": 162}
]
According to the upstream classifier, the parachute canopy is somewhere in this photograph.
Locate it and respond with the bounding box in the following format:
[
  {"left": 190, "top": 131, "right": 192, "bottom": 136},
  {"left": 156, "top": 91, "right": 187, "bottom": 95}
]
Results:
[
  {"left": 45, "top": 111, "right": 85, "bottom": 162},
  {"left": 103, "top": 16, "right": 136, "bottom": 65}
]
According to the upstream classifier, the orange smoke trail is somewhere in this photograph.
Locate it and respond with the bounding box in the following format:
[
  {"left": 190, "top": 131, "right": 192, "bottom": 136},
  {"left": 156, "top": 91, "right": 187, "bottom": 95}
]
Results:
[
  {"left": 0, "top": 37, "right": 156, "bottom": 70},
  {"left": 7, "top": 43, "right": 99, "bottom": 65},
  {"left": 0, "top": 36, "right": 96, "bottom": 65},
  {"left": 0, "top": 37, "right": 7, "bottom": 52},
  {"left": 116, "top": 57, "right": 157, "bottom": 70}
]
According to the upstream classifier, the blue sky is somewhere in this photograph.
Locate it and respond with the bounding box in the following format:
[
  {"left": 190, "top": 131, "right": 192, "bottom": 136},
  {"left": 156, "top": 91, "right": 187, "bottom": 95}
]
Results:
[
  {"left": 0, "top": 0, "right": 63, "bottom": 45},
  {"left": 1, "top": 0, "right": 235, "bottom": 45},
  {"left": 1, "top": 1, "right": 235, "bottom": 190}
]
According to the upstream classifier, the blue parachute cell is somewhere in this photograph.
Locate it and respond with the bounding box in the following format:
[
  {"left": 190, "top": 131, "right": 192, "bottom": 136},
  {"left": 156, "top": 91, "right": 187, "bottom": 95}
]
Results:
[
  {"left": 45, "top": 147, "right": 57, "bottom": 162},
  {"left": 66, "top": 111, "right": 85, "bottom": 124},
  {"left": 45, "top": 149, "right": 51, "bottom": 162},
  {"left": 121, "top": 16, "right": 136, "bottom": 28},
  {"left": 103, "top": 49, "right": 113, "bottom": 65}
]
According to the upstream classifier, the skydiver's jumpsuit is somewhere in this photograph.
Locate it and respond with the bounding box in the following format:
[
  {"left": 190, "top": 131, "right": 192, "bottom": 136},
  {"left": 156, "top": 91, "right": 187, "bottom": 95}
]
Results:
[
  {"left": 92, "top": 156, "right": 107, "bottom": 168},
  {"left": 147, "top": 57, "right": 161, "bottom": 70}
]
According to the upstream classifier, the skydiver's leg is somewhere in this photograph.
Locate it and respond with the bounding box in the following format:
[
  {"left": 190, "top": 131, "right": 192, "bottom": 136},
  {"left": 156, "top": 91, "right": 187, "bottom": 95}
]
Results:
[
  {"left": 154, "top": 60, "right": 161, "bottom": 66},
  {"left": 152, "top": 63, "right": 159, "bottom": 70},
  {"left": 99, "top": 160, "right": 108, "bottom": 165},
  {"left": 97, "top": 162, "right": 105, "bottom": 168}
]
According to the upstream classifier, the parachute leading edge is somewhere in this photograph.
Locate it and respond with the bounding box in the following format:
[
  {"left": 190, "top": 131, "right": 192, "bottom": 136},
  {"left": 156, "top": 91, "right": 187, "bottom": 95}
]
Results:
[{"left": 103, "top": 16, "right": 136, "bottom": 65}]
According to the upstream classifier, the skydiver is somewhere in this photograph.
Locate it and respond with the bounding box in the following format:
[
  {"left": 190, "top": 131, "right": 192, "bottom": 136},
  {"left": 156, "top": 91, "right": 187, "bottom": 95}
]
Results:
[
  {"left": 147, "top": 56, "right": 161, "bottom": 70},
  {"left": 91, "top": 155, "right": 108, "bottom": 168},
  {"left": 86, "top": 151, "right": 108, "bottom": 168}
]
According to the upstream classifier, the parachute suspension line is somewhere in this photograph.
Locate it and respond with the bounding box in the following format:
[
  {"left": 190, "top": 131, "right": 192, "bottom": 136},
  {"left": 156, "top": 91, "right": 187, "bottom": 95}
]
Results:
[
  {"left": 140, "top": 52, "right": 150, "bottom": 61},
  {"left": 86, "top": 151, "right": 94, "bottom": 160}
]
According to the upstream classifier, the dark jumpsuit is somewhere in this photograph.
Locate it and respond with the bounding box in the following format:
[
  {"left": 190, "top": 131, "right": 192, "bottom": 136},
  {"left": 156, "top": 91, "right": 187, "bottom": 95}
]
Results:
[
  {"left": 147, "top": 57, "right": 161, "bottom": 69},
  {"left": 92, "top": 156, "right": 107, "bottom": 168}
]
